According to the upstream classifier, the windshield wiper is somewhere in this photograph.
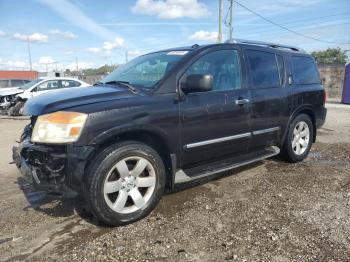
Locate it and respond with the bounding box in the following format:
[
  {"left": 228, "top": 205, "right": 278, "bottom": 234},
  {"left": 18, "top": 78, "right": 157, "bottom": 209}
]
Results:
[{"left": 103, "top": 80, "right": 137, "bottom": 93}]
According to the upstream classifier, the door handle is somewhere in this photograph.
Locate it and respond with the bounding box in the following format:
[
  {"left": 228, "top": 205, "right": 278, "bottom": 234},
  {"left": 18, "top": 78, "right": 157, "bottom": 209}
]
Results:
[{"left": 235, "top": 98, "right": 250, "bottom": 106}]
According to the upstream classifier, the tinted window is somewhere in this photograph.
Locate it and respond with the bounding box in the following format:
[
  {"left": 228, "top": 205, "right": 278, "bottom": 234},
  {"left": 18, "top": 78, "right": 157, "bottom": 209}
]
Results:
[
  {"left": 292, "top": 56, "right": 320, "bottom": 85},
  {"left": 185, "top": 50, "right": 241, "bottom": 91},
  {"left": 0, "top": 80, "right": 10, "bottom": 88},
  {"left": 247, "top": 50, "right": 280, "bottom": 89},
  {"left": 277, "top": 55, "right": 285, "bottom": 86}
]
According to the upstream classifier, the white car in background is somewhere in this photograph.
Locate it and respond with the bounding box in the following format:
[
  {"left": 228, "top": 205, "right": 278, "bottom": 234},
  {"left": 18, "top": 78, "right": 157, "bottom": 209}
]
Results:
[{"left": 1, "top": 77, "right": 90, "bottom": 116}]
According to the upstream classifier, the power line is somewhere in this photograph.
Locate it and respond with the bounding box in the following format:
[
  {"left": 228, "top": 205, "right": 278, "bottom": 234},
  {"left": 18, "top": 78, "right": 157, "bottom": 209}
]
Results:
[
  {"left": 233, "top": 0, "right": 350, "bottom": 45},
  {"left": 239, "top": 22, "right": 350, "bottom": 37}
]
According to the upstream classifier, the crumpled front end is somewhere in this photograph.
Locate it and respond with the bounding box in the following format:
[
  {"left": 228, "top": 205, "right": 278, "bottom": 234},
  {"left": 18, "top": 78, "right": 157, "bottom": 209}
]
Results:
[
  {"left": 12, "top": 118, "right": 95, "bottom": 197},
  {"left": 0, "top": 94, "right": 17, "bottom": 109}
]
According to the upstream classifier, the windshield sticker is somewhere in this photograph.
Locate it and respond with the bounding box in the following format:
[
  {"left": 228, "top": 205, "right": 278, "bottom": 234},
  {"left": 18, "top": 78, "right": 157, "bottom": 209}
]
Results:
[{"left": 167, "top": 51, "right": 188, "bottom": 56}]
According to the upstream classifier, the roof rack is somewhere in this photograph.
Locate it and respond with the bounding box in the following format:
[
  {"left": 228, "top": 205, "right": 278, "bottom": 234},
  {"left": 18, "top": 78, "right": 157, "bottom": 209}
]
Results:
[{"left": 225, "top": 39, "right": 304, "bottom": 52}]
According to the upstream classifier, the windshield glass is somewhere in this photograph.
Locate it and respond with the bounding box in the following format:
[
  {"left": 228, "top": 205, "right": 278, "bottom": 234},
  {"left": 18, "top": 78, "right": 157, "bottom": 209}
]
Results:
[
  {"left": 101, "top": 50, "right": 190, "bottom": 89},
  {"left": 20, "top": 78, "right": 43, "bottom": 90}
]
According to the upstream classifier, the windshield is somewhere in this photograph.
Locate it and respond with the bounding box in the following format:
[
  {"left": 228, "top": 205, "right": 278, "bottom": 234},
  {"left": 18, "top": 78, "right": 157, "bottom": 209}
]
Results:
[
  {"left": 20, "top": 78, "right": 43, "bottom": 90},
  {"left": 101, "top": 50, "right": 190, "bottom": 89}
]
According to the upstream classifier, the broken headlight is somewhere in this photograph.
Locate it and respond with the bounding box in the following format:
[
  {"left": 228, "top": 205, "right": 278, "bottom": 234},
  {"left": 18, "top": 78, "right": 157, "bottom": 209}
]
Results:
[{"left": 31, "top": 111, "right": 88, "bottom": 143}]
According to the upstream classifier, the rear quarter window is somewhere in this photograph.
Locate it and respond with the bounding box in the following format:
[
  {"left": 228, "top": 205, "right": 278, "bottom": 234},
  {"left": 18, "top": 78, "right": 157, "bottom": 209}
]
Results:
[{"left": 292, "top": 56, "right": 320, "bottom": 85}]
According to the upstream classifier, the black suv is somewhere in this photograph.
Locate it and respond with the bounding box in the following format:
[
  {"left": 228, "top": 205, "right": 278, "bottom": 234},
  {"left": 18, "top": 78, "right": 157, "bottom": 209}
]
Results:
[{"left": 13, "top": 40, "right": 326, "bottom": 226}]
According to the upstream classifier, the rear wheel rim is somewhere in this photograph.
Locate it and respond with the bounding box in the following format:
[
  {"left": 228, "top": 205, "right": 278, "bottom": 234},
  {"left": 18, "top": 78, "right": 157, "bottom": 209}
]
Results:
[
  {"left": 292, "top": 121, "right": 310, "bottom": 155},
  {"left": 103, "top": 156, "right": 156, "bottom": 214}
]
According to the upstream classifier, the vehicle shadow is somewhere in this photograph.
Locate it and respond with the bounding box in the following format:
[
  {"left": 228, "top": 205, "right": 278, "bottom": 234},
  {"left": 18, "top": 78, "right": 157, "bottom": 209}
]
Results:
[
  {"left": 16, "top": 177, "right": 98, "bottom": 226},
  {"left": 15, "top": 158, "right": 278, "bottom": 226}
]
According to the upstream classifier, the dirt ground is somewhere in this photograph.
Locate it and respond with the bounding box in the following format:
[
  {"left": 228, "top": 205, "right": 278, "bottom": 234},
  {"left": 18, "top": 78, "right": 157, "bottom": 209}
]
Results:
[{"left": 0, "top": 102, "right": 350, "bottom": 262}]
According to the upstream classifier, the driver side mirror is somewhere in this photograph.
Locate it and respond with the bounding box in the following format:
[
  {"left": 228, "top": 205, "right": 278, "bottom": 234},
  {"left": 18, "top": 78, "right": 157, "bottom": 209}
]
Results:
[{"left": 181, "top": 74, "right": 213, "bottom": 93}]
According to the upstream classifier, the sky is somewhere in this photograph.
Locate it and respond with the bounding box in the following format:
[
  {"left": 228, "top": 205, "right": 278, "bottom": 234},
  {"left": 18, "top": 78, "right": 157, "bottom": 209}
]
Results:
[{"left": 0, "top": 0, "right": 349, "bottom": 72}]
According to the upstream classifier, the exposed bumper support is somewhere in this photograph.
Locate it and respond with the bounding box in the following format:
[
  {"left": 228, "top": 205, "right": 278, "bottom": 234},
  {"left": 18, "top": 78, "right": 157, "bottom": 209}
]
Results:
[{"left": 12, "top": 137, "right": 95, "bottom": 198}]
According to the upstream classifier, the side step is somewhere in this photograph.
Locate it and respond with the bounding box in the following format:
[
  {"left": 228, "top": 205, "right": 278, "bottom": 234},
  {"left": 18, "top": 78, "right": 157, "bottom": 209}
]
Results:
[{"left": 174, "top": 146, "right": 280, "bottom": 184}]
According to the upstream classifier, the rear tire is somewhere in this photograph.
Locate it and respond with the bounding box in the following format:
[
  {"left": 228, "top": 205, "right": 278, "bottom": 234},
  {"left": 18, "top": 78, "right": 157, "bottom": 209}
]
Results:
[
  {"left": 84, "top": 141, "right": 165, "bottom": 226},
  {"left": 282, "top": 114, "right": 314, "bottom": 163}
]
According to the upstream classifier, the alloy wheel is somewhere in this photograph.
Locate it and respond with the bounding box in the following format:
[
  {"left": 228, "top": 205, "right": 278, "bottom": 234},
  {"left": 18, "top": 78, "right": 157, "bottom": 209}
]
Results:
[
  {"left": 103, "top": 156, "right": 156, "bottom": 214},
  {"left": 292, "top": 121, "right": 310, "bottom": 155}
]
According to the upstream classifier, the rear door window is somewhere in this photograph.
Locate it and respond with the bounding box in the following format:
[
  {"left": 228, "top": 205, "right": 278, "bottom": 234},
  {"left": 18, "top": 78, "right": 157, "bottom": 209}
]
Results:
[
  {"left": 246, "top": 50, "right": 280, "bottom": 89},
  {"left": 61, "top": 80, "right": 81, "bottom": 88},
  {"left": 292, "top": 56, "right": 320, "bottom": 85}
]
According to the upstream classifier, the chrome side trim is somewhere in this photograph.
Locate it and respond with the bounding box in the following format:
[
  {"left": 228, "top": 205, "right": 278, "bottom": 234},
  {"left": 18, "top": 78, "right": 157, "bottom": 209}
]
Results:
[
  {"left": 185, "top": 132, "right": 251, "bottom": 149},
  {"left": 252, "top": 127, "right": 280, "bottom": 135}
]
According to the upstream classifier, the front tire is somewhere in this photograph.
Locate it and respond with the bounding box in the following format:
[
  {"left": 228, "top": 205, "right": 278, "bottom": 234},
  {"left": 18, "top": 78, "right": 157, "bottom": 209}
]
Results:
[
  {"left": 282, "top": 114, "right": 314, "bottom": 163},
  {"left": 84, "top": 141, "right": 165, "bottom": 226}
]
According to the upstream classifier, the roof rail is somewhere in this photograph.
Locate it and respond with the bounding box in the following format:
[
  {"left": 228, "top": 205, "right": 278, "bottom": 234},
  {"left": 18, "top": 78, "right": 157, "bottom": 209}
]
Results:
[{"left": 225, "top": 39, "right": 304, "bottom": 52}]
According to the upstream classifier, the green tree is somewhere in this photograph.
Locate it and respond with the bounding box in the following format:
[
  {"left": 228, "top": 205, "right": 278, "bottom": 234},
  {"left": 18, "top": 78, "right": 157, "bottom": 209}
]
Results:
[
  {"left": 81, "top": 64, "right": 119, "bottom": 75},
  {"left": 311, "top": 48, "right": 347, "bottom": 65}
]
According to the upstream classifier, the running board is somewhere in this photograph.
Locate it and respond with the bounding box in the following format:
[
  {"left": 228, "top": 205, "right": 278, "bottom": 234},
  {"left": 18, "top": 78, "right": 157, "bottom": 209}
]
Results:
[{"left": 174, "top": 146, "right": 280, "bottom": 184}]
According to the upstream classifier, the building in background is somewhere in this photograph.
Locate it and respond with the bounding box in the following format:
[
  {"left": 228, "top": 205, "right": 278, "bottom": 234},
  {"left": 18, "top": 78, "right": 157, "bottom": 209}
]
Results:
[{"left": 0, "top": 71, "right": 38, "bottom": 80}]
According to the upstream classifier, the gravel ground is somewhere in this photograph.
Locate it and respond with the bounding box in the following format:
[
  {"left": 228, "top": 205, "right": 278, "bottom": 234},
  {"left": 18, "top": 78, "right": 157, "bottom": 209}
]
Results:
[{"left": 0, "top": 103, "right": 350, "bottom": 262}]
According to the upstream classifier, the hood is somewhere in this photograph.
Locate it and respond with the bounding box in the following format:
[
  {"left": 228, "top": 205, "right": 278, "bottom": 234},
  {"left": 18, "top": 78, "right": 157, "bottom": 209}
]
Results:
[
  {"left": 0, "top": 87, "right": 23, "bottom": 96},
  {"left": 23, "top": 85, "right": 138, "bottom": 116}
]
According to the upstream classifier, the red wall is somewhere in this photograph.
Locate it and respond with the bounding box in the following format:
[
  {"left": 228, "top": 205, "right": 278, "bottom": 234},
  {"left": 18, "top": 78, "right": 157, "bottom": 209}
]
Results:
[{"left": 0, "top": 71, "right": 38, "bottom": 80}]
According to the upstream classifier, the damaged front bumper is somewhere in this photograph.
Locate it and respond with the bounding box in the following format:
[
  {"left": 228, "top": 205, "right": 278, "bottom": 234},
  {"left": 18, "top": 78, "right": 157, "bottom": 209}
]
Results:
[
  {"left": 0, "top": 95, "right": 17, "bottom": 109},
  {"left": 12, "top": 132, "right": 95, "bottom": 198}
]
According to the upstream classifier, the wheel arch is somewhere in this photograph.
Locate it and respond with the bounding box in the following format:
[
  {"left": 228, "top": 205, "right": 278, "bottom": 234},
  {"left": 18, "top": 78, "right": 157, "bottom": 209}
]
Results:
[
  {"left": 87, "top": 128, "right": 175, "bottom": 191},
  {"left": 281, "top": 106, "right": 317, "bottom": 147}
]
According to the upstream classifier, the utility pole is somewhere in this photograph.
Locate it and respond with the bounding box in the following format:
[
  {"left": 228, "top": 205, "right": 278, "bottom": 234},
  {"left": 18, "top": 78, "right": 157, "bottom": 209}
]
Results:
[
  {"left": 228, "top": 0, "right": 234, "bottom": 41},
  {"left": 27, "top": 36, "right": 32, "bottom": 71},
  {"left": 218, "top": 0, "right": 223, "bottom": 43}
]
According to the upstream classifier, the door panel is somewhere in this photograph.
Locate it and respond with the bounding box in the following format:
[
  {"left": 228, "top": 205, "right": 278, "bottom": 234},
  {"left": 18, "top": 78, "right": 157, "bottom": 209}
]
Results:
[
  {"left": 180, "top": 89, "right": 251, "bottom": 167},
  {"left": 245, "top": 48, "right": 290, "bottom": 149},
  {"left": 178, "top": 49, "right": 251, "bottom": 168}
]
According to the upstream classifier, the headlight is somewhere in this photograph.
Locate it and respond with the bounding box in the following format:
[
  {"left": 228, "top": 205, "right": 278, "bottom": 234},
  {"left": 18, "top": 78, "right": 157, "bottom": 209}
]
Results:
[{"left": 31, "top": 111, "right": 88, "bottom": 143}]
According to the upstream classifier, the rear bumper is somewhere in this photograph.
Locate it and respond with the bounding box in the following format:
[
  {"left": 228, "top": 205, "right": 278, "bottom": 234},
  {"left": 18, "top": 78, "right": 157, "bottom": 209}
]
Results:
[
  {"left": 12, "top": 137, "right": 95, "bottom": 197},
  {"left": 315, "top": 106, "right": 327, "bottom": 129}
]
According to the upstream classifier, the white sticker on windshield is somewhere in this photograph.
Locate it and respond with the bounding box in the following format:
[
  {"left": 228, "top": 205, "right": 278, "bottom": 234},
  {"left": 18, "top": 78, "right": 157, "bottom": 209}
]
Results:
[{"left": 167, "top": 51, "right": 188, "bottom": 56}]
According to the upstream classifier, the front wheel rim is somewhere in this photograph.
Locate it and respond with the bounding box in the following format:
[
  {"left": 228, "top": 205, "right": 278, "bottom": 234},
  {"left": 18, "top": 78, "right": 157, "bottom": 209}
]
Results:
[
  {"left": 292, "top": 121, "right": 310, "bottom": 155},
  {"left": 103, "top": 156, "right": 156, "bottom": 214}
]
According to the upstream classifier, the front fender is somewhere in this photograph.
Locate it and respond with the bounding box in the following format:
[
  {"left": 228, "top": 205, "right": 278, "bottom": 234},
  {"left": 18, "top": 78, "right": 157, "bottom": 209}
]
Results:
[{"left": 84, "top": 123, "right": 171, "bottom": 149}]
